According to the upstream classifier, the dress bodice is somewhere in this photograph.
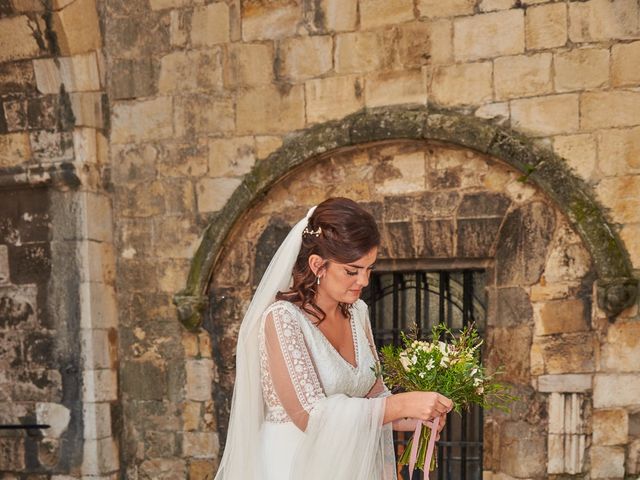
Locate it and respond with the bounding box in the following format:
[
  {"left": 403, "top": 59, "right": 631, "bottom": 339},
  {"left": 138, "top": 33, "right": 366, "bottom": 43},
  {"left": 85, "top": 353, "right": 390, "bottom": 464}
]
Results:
[{"left": 258, "top": 300, "right": 379, "bottom": 424}]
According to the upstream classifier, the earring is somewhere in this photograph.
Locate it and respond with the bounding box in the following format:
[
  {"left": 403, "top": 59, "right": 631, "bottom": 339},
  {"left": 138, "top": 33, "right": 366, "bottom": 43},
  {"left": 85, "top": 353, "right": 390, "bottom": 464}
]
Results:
[{"left": 316, "top": 276, "right": 320, "bottom": 285}]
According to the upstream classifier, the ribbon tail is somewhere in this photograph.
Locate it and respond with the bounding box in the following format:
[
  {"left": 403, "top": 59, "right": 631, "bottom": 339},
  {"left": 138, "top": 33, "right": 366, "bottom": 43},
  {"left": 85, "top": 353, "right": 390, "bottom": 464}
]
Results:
[
  {"left": 423, "top": 416, "right": 440, "bottom": 480},
  {"left": 408, "top": 420, "right": 422, "bottom": 480}
]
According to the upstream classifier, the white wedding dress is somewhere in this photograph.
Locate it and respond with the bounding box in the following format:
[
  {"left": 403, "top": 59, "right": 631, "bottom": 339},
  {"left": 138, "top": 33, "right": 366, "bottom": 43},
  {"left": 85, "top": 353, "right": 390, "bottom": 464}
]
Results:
[{"left": 257, "top": 298, "right": 397, "bottom": 480}]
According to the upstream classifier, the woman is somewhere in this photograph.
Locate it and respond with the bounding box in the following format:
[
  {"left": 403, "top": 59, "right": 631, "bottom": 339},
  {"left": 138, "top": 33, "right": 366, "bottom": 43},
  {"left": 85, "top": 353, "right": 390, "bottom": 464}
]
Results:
[{"left": 215, "top": 198, "right": 452, "bottom": 480}]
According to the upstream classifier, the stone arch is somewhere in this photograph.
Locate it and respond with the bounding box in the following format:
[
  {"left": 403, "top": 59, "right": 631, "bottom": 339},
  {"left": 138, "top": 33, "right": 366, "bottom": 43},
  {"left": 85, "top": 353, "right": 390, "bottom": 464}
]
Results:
[{"left": 175, "top": 104, "right": 637, "bottom": 329}]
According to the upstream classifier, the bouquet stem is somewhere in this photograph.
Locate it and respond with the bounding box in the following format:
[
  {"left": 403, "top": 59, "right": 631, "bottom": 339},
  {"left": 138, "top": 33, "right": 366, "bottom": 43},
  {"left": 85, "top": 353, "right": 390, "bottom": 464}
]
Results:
[{"left": 398, "top": 423, "right": 437, "bottom": 472}]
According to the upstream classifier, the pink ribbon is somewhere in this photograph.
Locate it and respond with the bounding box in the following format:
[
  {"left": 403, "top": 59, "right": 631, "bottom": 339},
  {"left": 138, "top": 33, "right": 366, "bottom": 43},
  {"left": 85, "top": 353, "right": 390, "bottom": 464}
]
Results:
[{"left": 408, "top": 416, "right": 439, "bottom": 480}]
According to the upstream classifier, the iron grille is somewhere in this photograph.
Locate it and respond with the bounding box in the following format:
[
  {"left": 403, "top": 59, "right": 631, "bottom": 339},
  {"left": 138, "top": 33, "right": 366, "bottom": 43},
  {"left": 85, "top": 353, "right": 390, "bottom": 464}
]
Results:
[{"left": 362, "top": 270, "right": 487, "bottom": 480}]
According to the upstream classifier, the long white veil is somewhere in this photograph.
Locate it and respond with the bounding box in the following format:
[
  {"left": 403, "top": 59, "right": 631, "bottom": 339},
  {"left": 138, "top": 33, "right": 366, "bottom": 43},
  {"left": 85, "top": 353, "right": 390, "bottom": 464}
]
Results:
[{"left": 214, "top": 207, "right": 316, "bottom": 479}]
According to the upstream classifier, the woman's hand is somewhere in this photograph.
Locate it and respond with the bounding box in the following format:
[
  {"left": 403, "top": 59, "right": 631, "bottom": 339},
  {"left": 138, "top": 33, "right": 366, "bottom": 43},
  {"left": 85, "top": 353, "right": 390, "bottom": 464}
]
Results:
[{"left": 384, "top": 391, "right": 453, "bottom": 426}]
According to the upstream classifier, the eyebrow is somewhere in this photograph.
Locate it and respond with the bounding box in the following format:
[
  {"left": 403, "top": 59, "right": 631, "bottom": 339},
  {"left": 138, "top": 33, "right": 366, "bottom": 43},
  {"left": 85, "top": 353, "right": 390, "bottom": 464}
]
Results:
[{"left": 346, "top": 263, "right": 376, "bottom": 269}]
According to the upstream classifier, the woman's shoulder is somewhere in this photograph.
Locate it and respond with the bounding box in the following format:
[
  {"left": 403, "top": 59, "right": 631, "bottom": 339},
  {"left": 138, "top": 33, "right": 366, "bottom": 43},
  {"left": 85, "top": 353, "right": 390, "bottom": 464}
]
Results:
[{"left": 262, "top": 299, "right": 302, "bottom": 319}]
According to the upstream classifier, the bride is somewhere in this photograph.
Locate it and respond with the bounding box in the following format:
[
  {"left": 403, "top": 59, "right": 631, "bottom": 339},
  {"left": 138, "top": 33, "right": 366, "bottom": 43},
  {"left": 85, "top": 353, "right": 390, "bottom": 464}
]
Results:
[{"left": 214, "top": 197, "right": 453, "bottom": 480}]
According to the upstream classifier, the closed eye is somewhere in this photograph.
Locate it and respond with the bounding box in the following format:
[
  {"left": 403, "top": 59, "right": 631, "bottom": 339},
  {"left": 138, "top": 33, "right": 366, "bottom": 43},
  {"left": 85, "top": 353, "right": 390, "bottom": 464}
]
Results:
[{"left": 345, "top": 269, "right": 358, "bottom": 276}]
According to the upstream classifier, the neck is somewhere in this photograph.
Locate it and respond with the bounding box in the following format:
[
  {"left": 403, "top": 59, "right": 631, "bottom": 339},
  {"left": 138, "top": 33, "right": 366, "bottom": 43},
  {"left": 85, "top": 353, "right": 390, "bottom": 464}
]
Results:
[{"left": 314, "top": 290, "right": 341, "bottom": 322}]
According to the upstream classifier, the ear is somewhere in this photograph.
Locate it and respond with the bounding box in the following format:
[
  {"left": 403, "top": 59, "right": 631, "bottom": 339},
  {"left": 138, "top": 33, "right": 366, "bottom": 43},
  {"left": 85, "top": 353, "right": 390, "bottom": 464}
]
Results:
[{"left": 308, "top": 254, "right": 326, "bottom": 277}]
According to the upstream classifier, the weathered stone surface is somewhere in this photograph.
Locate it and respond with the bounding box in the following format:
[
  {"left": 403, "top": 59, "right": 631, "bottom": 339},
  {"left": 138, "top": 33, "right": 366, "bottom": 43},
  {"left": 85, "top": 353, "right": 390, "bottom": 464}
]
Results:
[
  {"left": 593, "top": 409, "right": 628, "bottom": 445},
  {"left": 430, "top": 61, "right": 493, "bottom": 106},
  {"left": 494, "top": 53, "right": 553, "bottom": 100},
  {"left": 486, "top": 326, "right": 531, "bottom": 384},
  {"left": 159, "top": 49, "right": 223, "bottom": 93},
  {"left": 534, "top": 333, "right": 594, "bottom": 374},
  {"left": 417, "top": 0, "right": 475, "bottom": 18},
  {"left": 456, "top": 217, "right": 503, "bottom": 258},
  {"left": 0, "top": 132, "right": 31, "bottom": 167},
  {"left": 224, "top": 43, "right": 273, "bottom": 87},
  {"left": 189, "top": 459, "right": 217, "bottom": 480},
  {"left": 278, "top": 35, "right": 332, "bottom": 81},
  {"left": 360, "top": 0, "right": 414, "bottom": 29},
  {"left": 111, "top": 97, "right": 173, "bottom": 144},
  {"left": 83, "top": 402, "right": 112, "bottom": 440},
  {"left": 538, "top": 374, "right": 592, "bottom": 392},
  {"left": 306, "top": 75, "right": 363, "bottom": 123},
  {"left": 0, "top": 15, "right": 42, "bottom": 63},
  {"left": 554, "top": 48, "right": 610, "bottom": 92},
  {"left": 601, "top": 321, "right": 640, "bottom": 372},
  {"left": 453, "top": 10, "right": 524, "bottom": 61},
  {"left": 110, "top": 57, "right": 158, "bottom": 100},
  {"left": 335, "top": 30, "right": 394, "bottom": 74},
  {"left": 319, "top": 0, "right": 357, "bottom": 32},
  {"left": 612, "top": 40, "right": 640, "bottom": 87},
  {"left": 0, "top": 437, "right": 25, "bottom": 470},
  {"left": 208, "top": 137, "right": 255, "bottom": 177},
  {"left": 554, "top": 133, "right": 598, "bottom": 182},
  {"left": 492, "top": 287, "right": 533, "bottom": 327},
  {"left": 499, "top": 422, "right": 546, "bottom": 477},
  {"left": 595, "top": 175, "right": 640, "bottom": 223},
  {"left": 191, "top": 3, "right": 230, "bottom": 46},
  {"left": 0, "top": 60, "right": 36, "bottom": 95},
  {"left": 511, "top": 94, "right": 580, "bottom": 136},
  {"left": 365, "top": 70, "right": 426, "bottom": 108},
  {"left": 597, "top": 126, "right": 640, "bottom": 177},
  {"left": 495, "top": 202, "right": 555, "bottom": 286},
  {"left": 140, "top": 458, "right": 186, "bottom": 480},
  {"left": 458, "top": 192, "right": 510, "bottom": 217},
  {"left": 175, "top": 95, "right": 234, "bottom": 136},
  {"left": 121, "top": 361, "right": 166, "bottom": 401},
  {"left": 535, "top": 299, "right": 588, "bottom": 336},
  {"left": 569, "top": 0, "right": 640, "bottom": 43},
  {"left": 150, "top": 0, "right": 190, "bottom": 10},
  {"left": 196, "top": 177, "right": 242, "bottom": 214},
  {"left": 241, "top": 0, "right": 299, "bottom": 41},
  {"left": 237, "top": 85, "right": 305, "bottom": 134},
  {"left": 479, "top": 0, "right": 515, "bottom": 11},
  {"left": 374, "top": 151, "right": 425, "bottom": 195},
  {"left": 525, "top": 3, "right": 567, "bottom": 50},
  {"left": 52, "top": 0, "right": 102, "bottom": 55},
  {"left": 186, "top": 358, "right": 214, "bottom": 401},
  {"left": 590, "top": 445, "right": 626, "bottom": 478},
  {"left": 183, "top": 431, "right": 219, "bottom": 458},
  {"left": 582, "top": 90, "right": 640, "bottom": 130},
  {"left": 415, "top": 219, "right": 454, "bottom": 257}
]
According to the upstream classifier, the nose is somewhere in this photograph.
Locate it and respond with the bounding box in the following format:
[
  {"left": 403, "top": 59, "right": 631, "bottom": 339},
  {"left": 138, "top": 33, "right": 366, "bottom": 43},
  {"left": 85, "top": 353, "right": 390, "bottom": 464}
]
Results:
[{"left": 356, "top": 269, "right": 370, "bottom": 288}]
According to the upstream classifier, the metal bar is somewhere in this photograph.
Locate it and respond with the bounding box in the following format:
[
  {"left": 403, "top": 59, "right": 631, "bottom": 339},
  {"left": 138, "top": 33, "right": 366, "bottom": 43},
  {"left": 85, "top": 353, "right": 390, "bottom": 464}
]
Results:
[
  {"left": 415, "top": 272, "right": 422, "bottom": 338},
  {"left": 0, "top": 425, "right": 50, "bottom": 430},
  {"left": 393, "top": 273, "right": 400, "bottom": 346}
]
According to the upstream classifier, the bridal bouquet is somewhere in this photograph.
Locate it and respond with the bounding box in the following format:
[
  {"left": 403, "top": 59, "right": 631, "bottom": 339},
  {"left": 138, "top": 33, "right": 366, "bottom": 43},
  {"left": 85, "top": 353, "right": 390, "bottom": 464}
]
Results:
[{"left": 376, "top": 324, "right": 514, "bottom": 475}]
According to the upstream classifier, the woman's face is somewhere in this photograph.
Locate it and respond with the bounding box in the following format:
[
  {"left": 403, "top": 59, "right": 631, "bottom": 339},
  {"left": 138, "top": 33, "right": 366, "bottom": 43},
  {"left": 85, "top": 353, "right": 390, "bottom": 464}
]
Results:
[{"left": 319, "top": 247, "right": 378, "bottom": 305}]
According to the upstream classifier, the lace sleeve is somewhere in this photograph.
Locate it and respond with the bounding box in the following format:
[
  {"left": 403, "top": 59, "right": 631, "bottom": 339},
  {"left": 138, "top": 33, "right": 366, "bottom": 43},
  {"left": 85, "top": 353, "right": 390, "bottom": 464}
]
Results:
[{"left": 263, "top": 305, "right": 326, "bottom": 432}]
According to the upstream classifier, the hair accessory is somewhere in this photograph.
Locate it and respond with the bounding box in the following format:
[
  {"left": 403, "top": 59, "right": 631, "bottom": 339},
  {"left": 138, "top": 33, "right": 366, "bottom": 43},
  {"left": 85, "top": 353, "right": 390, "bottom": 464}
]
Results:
[{"left": 303, "top": 226, "right": 322, "bottom": 237}]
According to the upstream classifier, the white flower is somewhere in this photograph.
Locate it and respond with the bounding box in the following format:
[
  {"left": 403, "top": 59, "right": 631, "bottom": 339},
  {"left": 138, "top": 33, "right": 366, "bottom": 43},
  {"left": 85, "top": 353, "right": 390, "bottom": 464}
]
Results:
[
  {"left": 411, "top": 355, "right": 417, "bottom": 364},
  {"left": 440, "top": 356, "right": 450, "bottom": 367},
  {"left": 471, "top": 368, "right": 478, "bottom": 377},
  {"left": 400, "top": 352, "right": 411, "bottom": 372},
  {"left": 476, "top": 385, "right": 484, "bottom": 394},
  {"left": 473, "top": 377, "right": 482, "bottom": 387},
  {"left": 438, "top": 341, "right": 448, "bottom": 354},
  {"left": 419, "top": 372, "right": 426, "bottom": 379},
  {"left": 426, "top": 358, "right": 435, "bottom": 371}
]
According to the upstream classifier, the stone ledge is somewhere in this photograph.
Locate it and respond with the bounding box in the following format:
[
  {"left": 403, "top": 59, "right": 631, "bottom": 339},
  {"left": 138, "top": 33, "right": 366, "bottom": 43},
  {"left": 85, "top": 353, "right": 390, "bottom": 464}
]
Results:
[{"left": 538, "top": 374, "right": 592, "bottom": 393}]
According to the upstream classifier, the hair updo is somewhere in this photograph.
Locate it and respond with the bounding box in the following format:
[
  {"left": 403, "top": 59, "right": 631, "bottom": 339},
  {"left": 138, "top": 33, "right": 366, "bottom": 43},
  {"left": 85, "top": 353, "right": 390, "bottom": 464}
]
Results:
[{"left": 276, "top": 197, "right": 381, "bottom": 322}]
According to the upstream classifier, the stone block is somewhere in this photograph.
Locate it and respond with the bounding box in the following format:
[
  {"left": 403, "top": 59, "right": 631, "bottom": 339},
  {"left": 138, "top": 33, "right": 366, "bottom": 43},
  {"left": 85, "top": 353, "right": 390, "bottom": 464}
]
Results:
[
  {"left": 538, "top": 374, "right": 592, "bottom": 393},
  {"left": 82, "top": 437, "right": 119, "bottom": 475},
  {"left": 365, "top": 70, "right": 427, "bottom": 108},
  {"left": 29, "top": 130, "right": 74, "bottom": 162},
  {"left": 196, "top": 177, "right": 242, "bottom": 213},
  {"left": 601, "top": 321, "right": 640, "bottom": 372},
  {"left": 415, "top": 219, "right": 454, "bottom": 257},
  {"left": 486, "top": 326, "right": 531, "bottom": 384},
  {"left": 0, "top": 60, "right": 36, "bottom": 95},
  {"left": 554, "top": 133, "right": 598, "bottom": 182},
  {"left": 548, "top": 392, "right": 585, "bottom": 435},
  {"left": 594, "top": 374, "right": 640, "bottom": 407},
  {"left": 322, "top": 0, "right": 357, "bottom": 32},
  {"left": 597, "top": 126, "right": 640, "bottom": 176},
  {"left": 189, "top": 459, "right": 217, "bottom": 480},
  {"left": 242, "top": 0, "right": 299, "bottom": 41},
  {"left": 183, "top": 401, "right": 201, "bottom": 431},
  {"left": 159, "top": 49, "right": 223, "bottom": 94},
  {"left": 360, "top": 0, "right": 414, "bottom": 29},
  {"left": 83, "top": 369, "right": 117, "bottom": 402},
  {"left": 305, "top": 75, "right": 363, "bottom": 123},
  {"left": 593, "top": 409, "right": 628, "bottom": 445},
  {"left": 375, "top": 151, "right": 426, "bottom": 195},
  {"left": 430, "top": 61, "right": 493, "bottom": 106},
  {"left": 494, "top": 53, "right": 553, "bottom": 100},
  {"left": 456, "top": 217, "right": 503, "bottom": 257},
  {"left": 525, "top": 3, "right": 567, "bottom": 50},
  {"left": 612, "top": 40, "right": 640, "bottom": 87},
  {"left": 140, "top": 458, "right": 186, "bottom": 479},
  {"left": 534, "top": 333, "right": 594, "bottom": 375},
  {"left": 183, "top": 432, "right": 219, "bottom": 458},
  {"left": 569, "top": 0, "right": 639, "bottom": 43},
  {"left": 208, "top": 137, "right": 255, "bottom": 177},
  {"left": 278, "top": 35, "right": 332, "bottom": 82},
  {"left": 121, "top": 361, "right": 165, "bottom": 401},
  {"left": 534, "top": 299, "right": 588, "bottom": 336},
  {"left": 554, "top": 48, "right": 610, "bottom": 92},
  {"left": 70, "top": 92, "right": 104, "bottom": 128},
  {"left": 255, "top": 135, "right": 283, "bottom": 158},
  {"left": 620, "top": 224, "right": 640, "bottom": 268},
  {"left": 596, "top": 176, "right": 640, "bottom": 223},
  {"left": 499, "top": 421, "right": 546, "bottom": 477},
  {"left": 150, "top": 0, "right": 190, "bottom": 10},
  {"left": 186, "top": 358, "right": 214, "bottom": 401},
  {"left": 0, "top": 16, "right": 42, "bottom": 62},
  {"left": 0, "top": 132, "right": 31, "bottom": 167},
  {"left": 511, "top": 94, "right": 579, "bottom": 136},
  {"left": 175, "top": 95, "right": 234, "bottom": 136},
  {"left": 479, "top": 0, "right": 515, "bottom": 11},
  {"left": 35, "top": 403, "right": 70, "bottom": 438},
  {"left": 83, "top": 402, "right": 112, "bottom": 440},
  {"left": 547, "top": 432, "right": 586, "bottom": 474},
  {"left": 237, "top": 84, "right": 304, "bottom": 134},
  {"left": 110, "top": 57, "right": 158, "bottom": 100},
  {"left": 0, "top": 437, "right": 25, "bottom": 470},
  {"left": 51, "top": 0, "right": 101, "bottom": 55},
  {"left": 335, "top": 30, "right": 394, "bottom": 74},
  {"left": 417, "top": 0, "right": 475, "bottom": 18},
  {"left": 590, "top": 446, "right": 626, "bottom": 479},
  {"left": 224, "top": 43, "right": 273, "bottom": 87},
  {"left": 453, "top": 10, "right": 524, "bottom": 61},
  {"left": 111, "top": 97, "right": 172, "bottom": 144},
  {"left": 170, "top": 9, "right": 189, "bottom": 47},
  {"left": 191, "top": 3, "right": 230, "bottom": 46},
  {"left": 491, "top": 287, "right": 533, "bottom": 327},
  {"left": 81, "top": 328, "right": 117, "bottom": 370},
  {"left": 397, "top": 22, "right": 432, "bottom": 68}
]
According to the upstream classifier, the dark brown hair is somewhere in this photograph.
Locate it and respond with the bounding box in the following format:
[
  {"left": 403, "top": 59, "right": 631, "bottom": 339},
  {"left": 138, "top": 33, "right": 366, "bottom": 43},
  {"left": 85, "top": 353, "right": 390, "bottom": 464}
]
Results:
[{"left": 276, "top": 197, "right": 381, "bottom": 322}]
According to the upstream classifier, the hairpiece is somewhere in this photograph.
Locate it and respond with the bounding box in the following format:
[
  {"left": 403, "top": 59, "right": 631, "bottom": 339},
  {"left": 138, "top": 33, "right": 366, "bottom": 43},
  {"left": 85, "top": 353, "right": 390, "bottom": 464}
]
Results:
[{"left": 303, "top": 226, "right": 322, "bottom": 237}]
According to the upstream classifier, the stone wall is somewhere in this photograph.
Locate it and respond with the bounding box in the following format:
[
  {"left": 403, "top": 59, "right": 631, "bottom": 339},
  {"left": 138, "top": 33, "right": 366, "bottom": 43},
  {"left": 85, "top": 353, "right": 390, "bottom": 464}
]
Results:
[{"left": 0, "top": 0, "right": 639, "bottom": 478}]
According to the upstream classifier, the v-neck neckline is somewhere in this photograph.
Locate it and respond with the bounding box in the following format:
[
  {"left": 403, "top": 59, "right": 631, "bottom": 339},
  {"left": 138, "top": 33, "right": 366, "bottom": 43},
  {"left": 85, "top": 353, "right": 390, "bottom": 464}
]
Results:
[{"left": 291, "top": 303, "right": 360, "bottom": 370}]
